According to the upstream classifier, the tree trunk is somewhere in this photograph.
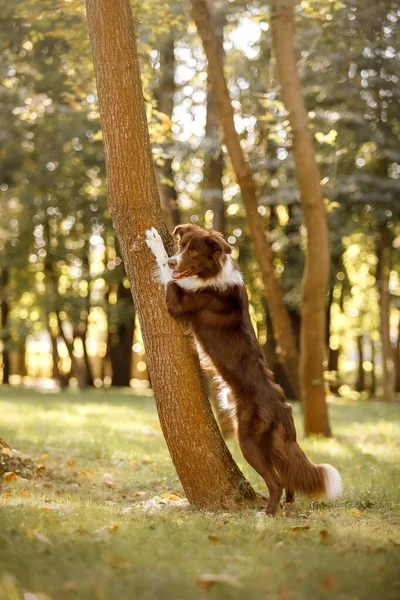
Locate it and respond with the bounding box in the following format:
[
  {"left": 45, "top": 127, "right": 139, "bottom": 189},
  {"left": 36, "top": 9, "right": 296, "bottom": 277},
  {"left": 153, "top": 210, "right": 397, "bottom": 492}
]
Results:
[
  {"left": 47, "top": 317, "right": 67, "bottom": 388},
  {"left": 110, "top": 281, "right": 136, "bottom": 387},
  {"left": 203, "top": 2, "right": 225, "bottom": 234},
  {"left": 369, "top": 336, "right": 377, "bottom": 397},
  {"left": 190, "top": 0, "right": 301, "bottom": 403},
  {"left": 0, "top": 268, "right": 11, "bottom": 385},
  {"left": 271, "top": 0, "right": 331, "bottom": 437},
  {"left": 395, "top": 315, "right": 400, "bottom": 394},
  {"left": 355, "top": 335, "right": 365, "bottom": 392},
  {"left": 378, "top": 222, "right": 395, "bottom": 402},
  {"left": 85, "top": 0, "right": 256, "bottom": 509},
  {"left": 156, "top": 34, "right": 181, "bottom": 231}
]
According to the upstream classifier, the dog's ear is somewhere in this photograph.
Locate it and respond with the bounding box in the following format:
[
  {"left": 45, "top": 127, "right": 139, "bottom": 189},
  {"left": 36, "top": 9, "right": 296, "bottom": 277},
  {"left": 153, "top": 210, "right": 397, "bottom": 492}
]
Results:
[
  {"left": 206, "top": 232, "right": 232, "bottom": 256},
  {"left": 172, "top": 224, "right": 198, "bottom": 240}
]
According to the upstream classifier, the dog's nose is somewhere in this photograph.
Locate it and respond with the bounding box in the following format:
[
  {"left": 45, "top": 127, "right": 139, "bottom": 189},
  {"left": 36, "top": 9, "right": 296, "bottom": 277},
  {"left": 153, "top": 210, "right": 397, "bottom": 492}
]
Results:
[{"left": 168, "top": 257, "right": 178, "bottom": 268}]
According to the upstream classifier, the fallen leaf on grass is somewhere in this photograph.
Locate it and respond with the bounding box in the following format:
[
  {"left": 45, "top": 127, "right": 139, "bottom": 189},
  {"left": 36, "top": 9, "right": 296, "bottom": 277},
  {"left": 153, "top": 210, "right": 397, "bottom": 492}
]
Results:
[
  {"left": 102, "top": 473, "right": 115, "bottom": 488},
  {"left": 322, "top": 574, "right": 339, "bottom": 590},
  {"left": 207, "top": 535, "right": 221, "bottom": 543},
  {"left": 160, "top": 493, "right": 183, "bottom": 501},
  {"left": 320, "top": 530, "right": 329, "bottom": 540},
  {"left": 134, "top": 490, "right": 147, "bottom": 497},
  {"left": 291, "top": 525, "right": 311, "bottom": 532},
  {"left": 93, "top": 521, "right": 121, "bottom": 536},
  {"left": 3, "top": 472, "right": 18, "bottom": 481},
  {"left": 196, "top": 573, "right": 241, "bottom": 592},
  {"left": 39, "top": 453, "right": 49, "bottom": 461},
  {"left": 66, "top": 460, "right": 76, "bottom": 467}
]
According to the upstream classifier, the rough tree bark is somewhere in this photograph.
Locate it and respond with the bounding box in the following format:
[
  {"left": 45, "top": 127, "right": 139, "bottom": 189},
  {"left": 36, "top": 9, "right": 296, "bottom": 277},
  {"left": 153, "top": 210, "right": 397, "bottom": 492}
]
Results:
[
  {"left": 190, "top": 0, "right": 301, "bottom": 403},
  {"left": 378, "top": 222, "right": 395, "bottom": 402},
  {"left": 85, "top": 0, "right": 256, "bottom": 508},
  {"left": 271, "top": 0, "right": 331, "bottom": 436}
]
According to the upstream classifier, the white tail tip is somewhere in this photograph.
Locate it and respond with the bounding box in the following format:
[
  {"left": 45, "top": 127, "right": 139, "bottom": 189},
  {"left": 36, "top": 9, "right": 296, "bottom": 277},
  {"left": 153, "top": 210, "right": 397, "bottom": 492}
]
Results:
[{"left": 322, "top": 464, "right": 343, "bottom": 500}]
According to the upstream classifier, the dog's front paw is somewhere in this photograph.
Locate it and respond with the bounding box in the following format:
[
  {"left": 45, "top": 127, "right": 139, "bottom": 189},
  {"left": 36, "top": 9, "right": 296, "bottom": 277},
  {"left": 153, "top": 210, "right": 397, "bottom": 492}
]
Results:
[{"left": 145, "top": 227, "right": 164, "bottom": 257}]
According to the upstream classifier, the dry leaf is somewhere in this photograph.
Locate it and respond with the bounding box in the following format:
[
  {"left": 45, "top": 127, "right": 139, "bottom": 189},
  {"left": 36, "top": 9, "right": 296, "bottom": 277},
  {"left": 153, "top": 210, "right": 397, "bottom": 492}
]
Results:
[
  {"left": 108, "top": 555, "right": 131, "bottom": 568},
  {"left": 4, "top": 471, "right": 18, "bottom": 480},
  {"left": 320, "top": 530, "right": 329, "bottom": 540},
  {"left": 134, "top": 490, "right": 147, "bottom": 497},
  {"left": 291, "top": 525, "right": 311, "bottom": 532},
  {"left": 207, "top": 535, "right": 221, "bottom": 543},
  {"left": 160, "top": 493, "right": 182, "bottom": 501},
  {"left": 322, "top": 574, "right": 339, "bottom": 590},
  {"left": 39, "top": 453, "right": 49, "bottom": 460},
  {"left": 66, "top": 460, "right": 76, "bottom": 467},
  {"left": 196, "top": 573, "right": 241, "bottom": 592}
]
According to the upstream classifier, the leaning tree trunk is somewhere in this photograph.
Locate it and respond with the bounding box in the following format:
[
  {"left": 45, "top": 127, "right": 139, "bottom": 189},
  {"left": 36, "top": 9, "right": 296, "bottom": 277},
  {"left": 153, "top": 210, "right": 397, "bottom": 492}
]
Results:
[
  {"left": 378, "top": 222, "right": 395, "bottom": 402},
  {"left": 85, "top": 0, "right": 256, "bottom": 508},
  {"left": 271, "top": 0, "right": 331, "bottom": 436},
  {"left": 190, "top": 0, "right": 301, "bottom": 403}
]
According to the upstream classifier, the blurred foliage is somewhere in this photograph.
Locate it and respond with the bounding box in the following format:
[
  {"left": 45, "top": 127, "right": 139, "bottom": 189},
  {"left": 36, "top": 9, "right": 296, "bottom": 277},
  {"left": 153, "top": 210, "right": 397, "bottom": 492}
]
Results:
[{"left": 0, "top": 0, "right": 399, "bottom": 394}]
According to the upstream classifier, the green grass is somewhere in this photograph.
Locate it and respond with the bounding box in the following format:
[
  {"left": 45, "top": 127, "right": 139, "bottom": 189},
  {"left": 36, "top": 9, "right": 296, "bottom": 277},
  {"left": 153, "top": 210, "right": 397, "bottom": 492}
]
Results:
[{"left": 0, "top": 388, "right": 399, "bottom": 600}]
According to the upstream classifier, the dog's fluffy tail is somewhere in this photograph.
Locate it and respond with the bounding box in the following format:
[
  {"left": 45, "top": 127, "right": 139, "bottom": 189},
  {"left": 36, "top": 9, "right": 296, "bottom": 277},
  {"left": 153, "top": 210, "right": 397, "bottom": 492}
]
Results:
[{"left": 283, "top": 441, "right": 342, "bottom": 500}]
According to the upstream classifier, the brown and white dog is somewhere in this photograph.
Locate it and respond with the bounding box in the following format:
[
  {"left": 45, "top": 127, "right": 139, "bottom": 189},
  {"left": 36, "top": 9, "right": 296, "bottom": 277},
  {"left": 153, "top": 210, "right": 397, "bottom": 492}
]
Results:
[{"left": 146, "top": 224, "right": 342, "bottom": 515}]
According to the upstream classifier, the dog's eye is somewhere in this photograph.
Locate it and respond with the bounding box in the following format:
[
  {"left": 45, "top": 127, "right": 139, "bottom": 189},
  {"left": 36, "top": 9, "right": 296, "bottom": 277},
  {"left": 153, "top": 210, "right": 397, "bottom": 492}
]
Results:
[{"left": 189, "top": 248, "right": 199, "bottom": 256}]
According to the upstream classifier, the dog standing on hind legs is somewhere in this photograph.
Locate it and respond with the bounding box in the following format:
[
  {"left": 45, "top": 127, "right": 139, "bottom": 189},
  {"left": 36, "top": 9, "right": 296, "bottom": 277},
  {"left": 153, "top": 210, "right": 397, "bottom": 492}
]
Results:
[{"left": 145, "top": 224, "right": 342, "bottom": 515}]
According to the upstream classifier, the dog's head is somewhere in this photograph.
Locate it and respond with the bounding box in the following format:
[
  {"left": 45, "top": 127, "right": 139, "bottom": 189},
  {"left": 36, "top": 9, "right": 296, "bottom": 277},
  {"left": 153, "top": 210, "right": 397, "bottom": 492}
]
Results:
[{"left": 167, "top": 224, "right": 232, "bottom": 281}]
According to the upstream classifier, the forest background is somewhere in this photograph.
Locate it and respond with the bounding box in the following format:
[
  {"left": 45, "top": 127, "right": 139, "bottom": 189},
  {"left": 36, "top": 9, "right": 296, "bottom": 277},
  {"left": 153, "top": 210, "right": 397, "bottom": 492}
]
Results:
[{"left": 0, "top": 0, "right": 399, "bottom": 412}]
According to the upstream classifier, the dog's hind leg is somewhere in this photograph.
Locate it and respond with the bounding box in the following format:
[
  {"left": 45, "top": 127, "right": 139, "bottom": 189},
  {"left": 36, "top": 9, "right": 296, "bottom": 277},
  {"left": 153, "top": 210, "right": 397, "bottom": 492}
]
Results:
[{"left": 237, "top": 424, "right": 283, "bottom": 515}]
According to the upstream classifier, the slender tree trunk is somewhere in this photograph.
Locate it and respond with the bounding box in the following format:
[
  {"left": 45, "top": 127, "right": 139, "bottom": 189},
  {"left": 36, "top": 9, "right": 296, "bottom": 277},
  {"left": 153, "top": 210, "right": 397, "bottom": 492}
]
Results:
[
  {"left": 271, "top": 0, "right": 331, "bottom": 436},
  {"left": 0, "top": 268, "right": 11, "bottom": 385},
  {"left": 156, "top": 34, "right": 181, "bottom": 231},
  {"left": 111, "top": 281, "right": 136, "bottom": 387},
  {"left": 203, "top": 2, "right": 225, "bottom": 234},
  {"left": 369, "top": 336, "right": 377, "bottom": 397},
  {"left": 47, "top": 317, "right": 67, "bottom": 388},
  {"left": 378, "top": 222, "right": 394, "bottom": 402},
  {"left": 356, "top": 335, "right": 365, "bottom": 392},
  {"left": 395, "top": 315, "right": 400, "bottom": 394},
  {"left": 190, "top": 0, "right": 301, "bottom": 403},
  {"left": 85, "top": 0, "right": 256, "bottom": 508}
]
